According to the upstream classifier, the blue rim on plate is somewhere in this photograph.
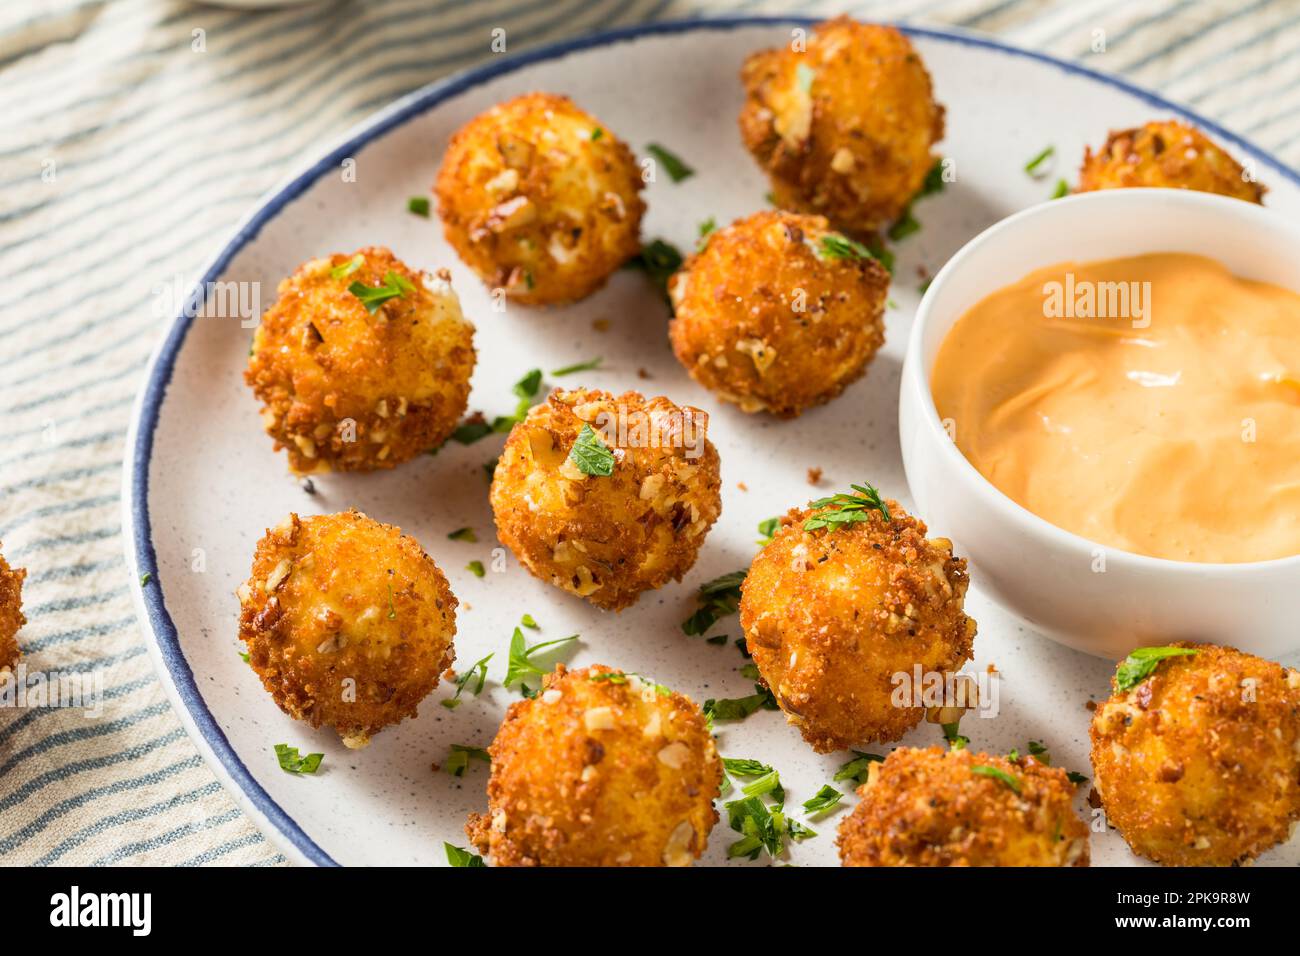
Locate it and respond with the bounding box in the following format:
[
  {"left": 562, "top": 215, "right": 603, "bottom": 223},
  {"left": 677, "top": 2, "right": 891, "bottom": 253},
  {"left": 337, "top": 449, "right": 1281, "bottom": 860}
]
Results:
[{"left": 124, "top": 14, "right": 1300, "bottom": 867}]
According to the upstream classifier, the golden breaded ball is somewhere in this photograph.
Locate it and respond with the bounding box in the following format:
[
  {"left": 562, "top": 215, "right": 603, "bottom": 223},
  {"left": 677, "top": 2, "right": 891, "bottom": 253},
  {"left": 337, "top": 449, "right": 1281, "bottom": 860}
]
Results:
[
  {"left": 1089, "top": 642, "right": 1300, "bottom": 867},
  {"left": 0, "top": 544, "right": 25, "bottom": 674},
  {"left": 246, "top": 247, "right": 475, "bottom": 475},
  {"left": 490, "top": 387, "right": 722, "bottom": 610},
  {"left": 1077, "top": 120, "right": 1265, "bottom": 202},
  {"left": 668, "top": 210, "right": 889, "bottom": 417},
  {"left": 237, "top": 510, "right": 457, "bottom": 748},
  {"left": 739, "top": 491, "right": 976, "bottom": 752},
  {"left": 435, "top": 92, "right": 645, "bottom": 306},
  {"left": 466, "top": 664, "right": 722, "bottom": 866},
  {"left": 739, "top": 17, "right": 945, "bottom": 236},
  {"left": 838, "top": 747, "right": 1090, "bottom": 866}
]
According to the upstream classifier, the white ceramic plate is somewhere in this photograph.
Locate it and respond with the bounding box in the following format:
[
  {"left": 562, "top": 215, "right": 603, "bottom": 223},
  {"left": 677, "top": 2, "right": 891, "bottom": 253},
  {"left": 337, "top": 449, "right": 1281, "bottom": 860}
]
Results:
[{"left": 124, "top": 16, "right": 1300, "bottom": 867}]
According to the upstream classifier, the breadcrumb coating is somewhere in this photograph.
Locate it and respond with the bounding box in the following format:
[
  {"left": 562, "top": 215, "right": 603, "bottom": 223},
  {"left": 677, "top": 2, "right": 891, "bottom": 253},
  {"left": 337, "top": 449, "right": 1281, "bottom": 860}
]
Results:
[
  {"left": 1090, "top": 642, "right": 1300, "bottom": 866},
  {"left": 838, "top": 746, "right": 1090, "bottom": 866},
  {"left": 245, "top": 246, "right": 475, "bottom": 475},
  {"left": 237, "top": 510, "right": 457, "bottom": 748},
  {"left": 1077, "top": 120, "right": 1265, "bottom": 202},
  {"left": 0, "top": 545, "right": 25, "bottom": 674},
  {"left": 739, "top": 497, "right": 975, "bottom": 752},
  {"left": 435, "top": 92, "right": 645, "bottom": 306},
  {"left": 739, "top": 17, "right": 945, "bottom": 236},
  {"left": 490, "top": 387, "right": 722, "bottom": 610},
  {"left": 668, "top": 210, "right": 889, "bottom": 417},
  {"left": 467, "top": 663, "right": 721, "bottom": 866}
]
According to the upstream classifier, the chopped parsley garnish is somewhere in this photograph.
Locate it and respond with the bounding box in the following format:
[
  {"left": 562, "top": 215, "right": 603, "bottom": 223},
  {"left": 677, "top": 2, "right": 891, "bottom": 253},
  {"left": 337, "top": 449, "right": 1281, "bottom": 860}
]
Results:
[
  {"left": 386, "top": 582, "right": 397, "bottom": 620},
  {"left": 741, "top": 768, "right": 784, "bottom": 801},
  {"left": 918, "top": 276, "right": 933, "bottom": 295},
  {"left": 704, "top": 685, "right": 778, "bottom": 723},
  {"left": 971, "top": 764, "right": 1021, "bottom": 793},
  {"left": 550, "top": 357, "right": 602, "bottom": 377},
  {"left": 504, "top": 627, "right": 578, "bottom": 693},
  {"left": 588, "top": 670, "right": 671, "bottom": 696},
  {"left": 483, "top": 457, "right": 498, "bottom": 480},
  {"left": 450, "top": 370, "right": 546, "bottom": 448},
  {"left": 801, "top": 784, "right": 843, "bottom": 817},
  {"left": 756, "top": 516, "right": 779, "bottom": 546},
  {"left": 1024, "top": 145, "right": 1055, "bottom": 177},
  {"left": 329, "top": 254, "right": 364, "bottom": 279},
  {"left": 451, "top": 420, "right": 494, "bottom": 445},
  {"left": 625, "top": 238, "right": 684, "bottom": 303},
  {"left": 448, "top": 527, "right": 477, "bottom": 542},
  {"left": 1027, "top": 740, "right": 1049, "bottom": 762},
  {"left": 466, "top": 560, "right": 485, "bottom": 578},
  {"left": 520, "top": 613, "right": 539, "bottom": 630},
  {"left": 442, "top": 653, "right": 493, "bottom": 710},
  {"left": 568, "top": 423, "right": 615, "bottom": 477},
  {"left": 942, "top": 721, "right": 970, "bottom": 750},
  {"left": 1115, "top": 646, "right": 1199, "bottom": 692},
  {"left": 590, "top": 127, "right": 604, "bottom": 141},
  {"left": 238, "top": 649, "right": 249, "bottom": 663},
  {"left": 833, "top": 751, "right": 884, "bottom": 785},
  {"left": 646, "top": 143, "right": 694, "bottom": 182},
  {"left": 816, "top": 233, "right": 895, "bottom": 274},
  {"left": 818, "top": 233, "right": 873, "bottom": 261},
  {"left": 724, "top": 797, "right": 812, "bottom": 860},
  {"left": 139, "top": 572, "right": 152, "bottom": 587},
  {"left": 887, "top": 208, "right": 920, "bottom": 242},
  {"left": 920, "top": 158, "right": 947, "bottom": 196},
  {"left": 722, "top": 757, "right": 773, "bottom": 777},
  {"left": 275, "top": 744, "right": 323, "bottom": 775},
  {"left": 407, "top": 196, "right": 430, "bottom": 217},
  {"left": 1067, "top": 770, "right": 1088, "bottom": 786},
  {"left": 803, "top": 482, "right": 891, "bottom": 532},
  {"left": 348, "top": 270, "right": 414, "bottom": 314},
  {"left": 445, "top": 744, "right": 490, "bottom": 777},
  {"left": 697, "top": 216, "right": 717, "bottom": 249},
  {"left": 682, "top": 570, "right": 745, "bottom": 636},
  {"left": 1051, "top": 178, "right": 1070, "bottom": 199},
  {"left": 444, "top": 843, "right": 485, "bottom": 867}
]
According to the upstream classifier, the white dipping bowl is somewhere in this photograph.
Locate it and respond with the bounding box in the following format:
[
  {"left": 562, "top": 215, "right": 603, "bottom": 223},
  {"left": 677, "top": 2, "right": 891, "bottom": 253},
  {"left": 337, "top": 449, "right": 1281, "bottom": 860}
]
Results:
[{"left": 900, "top": 188, "right": 1300, "bottom": 660}]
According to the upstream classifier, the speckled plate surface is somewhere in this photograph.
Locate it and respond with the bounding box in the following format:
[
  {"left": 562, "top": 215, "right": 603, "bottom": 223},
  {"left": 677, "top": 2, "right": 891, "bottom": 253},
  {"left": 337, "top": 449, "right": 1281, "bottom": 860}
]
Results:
[{"left": 124, "top": 16, "right": 1300, "bottom": 867}]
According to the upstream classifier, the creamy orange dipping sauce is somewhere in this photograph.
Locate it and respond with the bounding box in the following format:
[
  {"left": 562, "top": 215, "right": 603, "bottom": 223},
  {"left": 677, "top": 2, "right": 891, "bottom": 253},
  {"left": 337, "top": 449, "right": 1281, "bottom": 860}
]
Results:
[{"left": 931, "top": 253, "right": 1300, "bottom": 563}]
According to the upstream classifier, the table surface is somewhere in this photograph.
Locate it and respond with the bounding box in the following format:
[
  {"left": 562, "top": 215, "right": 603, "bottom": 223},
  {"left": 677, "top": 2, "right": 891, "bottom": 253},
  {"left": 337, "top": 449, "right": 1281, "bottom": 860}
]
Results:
[{"left": 2, "top": 0, "right": 1298, "bottom": 867}]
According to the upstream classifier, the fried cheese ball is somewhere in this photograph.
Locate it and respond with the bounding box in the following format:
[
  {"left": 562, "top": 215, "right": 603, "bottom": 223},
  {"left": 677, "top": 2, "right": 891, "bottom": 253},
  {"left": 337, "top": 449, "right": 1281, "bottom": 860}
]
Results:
[
  {"left": 246, "top": 247, "right": 475, "bottom": 475},
  {"left": 0, "top": 544, "right": 26, "bottom": 674},
  {"left": 739, "top": 492, "right": 976, "bottom": 752},
  {"left": 668, "top": 210, "right": 889, "bottom": 417},
  {"left": 1089, "top": 642, "right": 1300, "bottom": 867},
  {"left": 490, "top": 387, "right": 722, "bottom": 610},
  {"left": 838, "top": 746, "right": 1090, "bottom": 867},
  {"left": 739, "top": 17, "right": 945, "bottom": 236},
  {"left": 237, "top": 510, "right": 457, "bottom": 748},
  {"left": 1077, "top": 120, "right": 1265, "bottom": 203},
  {"left": 466, "top": 664, "right": 722, "bottom": 866},
  {"left": 435, "top": 92, "right": 645, "bottom": 306}
]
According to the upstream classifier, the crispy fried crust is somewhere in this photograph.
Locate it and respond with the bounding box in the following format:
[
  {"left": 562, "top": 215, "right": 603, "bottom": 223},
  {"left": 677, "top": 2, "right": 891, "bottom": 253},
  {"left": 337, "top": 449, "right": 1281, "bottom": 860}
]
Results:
[
  {"left": 739, "top": 499, "right": 975, "bottom": 752},
  {"left": 237, "top": 510, "right": 457, "bottom": 748},
  {"left": 489, "top": 387, "right": 722, "bottom": 610},
  {"left": 1077, "top": 120, "right": 1265, "bottom": 202},
  {"left": 435, "top": 92, "right": 645, "bottom": 306},
  {"left": 668, "top": 210, "right": 889, "bottom": 418},
  {"left": 245, "top": 246, "right": 476, "bottom": 475},
  {"left": 466, "top": 663, "right": 722, "bottom": 866},
  {"left": 739, "top": 17, "right": 945, "bottom": 237},
  {"left": 838, "top": 746, "right": 1090, "bottom": 866},
  {"left": 1089, "top": 642, "right": 1300, "bottom": 866},
  {"left": 0, "top": 545, "right": 26, "bottom": 674}
]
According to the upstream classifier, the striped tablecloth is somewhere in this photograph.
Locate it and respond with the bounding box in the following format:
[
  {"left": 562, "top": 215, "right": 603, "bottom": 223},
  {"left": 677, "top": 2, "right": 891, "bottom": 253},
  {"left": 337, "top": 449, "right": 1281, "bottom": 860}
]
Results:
[{"left": 1, "top": 0, "right": 1297, "bottom": 867}]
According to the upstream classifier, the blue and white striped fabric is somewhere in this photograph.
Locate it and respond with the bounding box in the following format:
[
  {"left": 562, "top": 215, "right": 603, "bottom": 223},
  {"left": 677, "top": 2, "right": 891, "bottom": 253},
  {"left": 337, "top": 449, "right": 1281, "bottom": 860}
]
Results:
[{"left": 1, "top": 0, "right": 1297, "bottom": 866}]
